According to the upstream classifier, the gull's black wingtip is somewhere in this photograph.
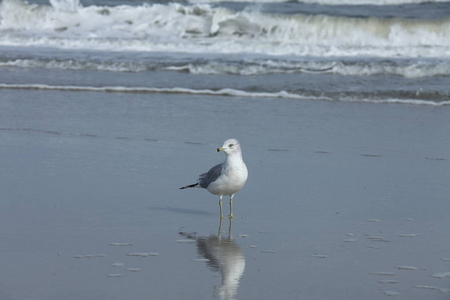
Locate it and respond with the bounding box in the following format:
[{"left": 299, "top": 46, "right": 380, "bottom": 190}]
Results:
[{"left": 180, "top": 183, "right": 198, "bottom": 189}]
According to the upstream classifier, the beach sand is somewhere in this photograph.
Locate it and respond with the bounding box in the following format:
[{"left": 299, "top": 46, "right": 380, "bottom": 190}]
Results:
[{"left": 0, "top": 90, "right": 449, "bottom": 300}]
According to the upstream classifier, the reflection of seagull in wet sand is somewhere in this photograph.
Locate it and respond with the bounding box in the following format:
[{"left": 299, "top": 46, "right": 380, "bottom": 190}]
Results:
[
  {"left": 180, "top": 219, "right": 245, "bottom": 300},
  {"left": 180, "top": 139, "right": 248, "bottom": 219}
]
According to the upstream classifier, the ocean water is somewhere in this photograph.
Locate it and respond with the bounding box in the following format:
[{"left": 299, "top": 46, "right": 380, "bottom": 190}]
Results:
[{"left": 0, "top": 0, "right": 449, "bottom": 104}]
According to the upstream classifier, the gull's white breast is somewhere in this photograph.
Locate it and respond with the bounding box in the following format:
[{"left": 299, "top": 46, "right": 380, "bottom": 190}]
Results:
[{"left": 207, "top": 163, "right": 248, "bottom": 196}]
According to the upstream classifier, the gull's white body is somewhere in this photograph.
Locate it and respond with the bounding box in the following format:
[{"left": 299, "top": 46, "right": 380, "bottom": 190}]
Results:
[
  {"left": 180, "top": 138, "right": 248, "bottom": 218},
  {"left": 206, "top": 153, "right": 247, "bottom": 196}
]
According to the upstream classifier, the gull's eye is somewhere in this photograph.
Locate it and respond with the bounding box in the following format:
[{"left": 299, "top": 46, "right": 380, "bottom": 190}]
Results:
[{"left": 229, "top": 144, "right": 234, "bottom": 147}]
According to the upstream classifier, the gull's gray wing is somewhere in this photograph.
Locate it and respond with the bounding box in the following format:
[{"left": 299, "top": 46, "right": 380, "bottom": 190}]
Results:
[{"left": 198, "top": 163, "right": 224, "bottom": 188}]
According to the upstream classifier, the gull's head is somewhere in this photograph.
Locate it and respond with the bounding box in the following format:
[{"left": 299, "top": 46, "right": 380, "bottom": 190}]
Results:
[{"left": 217, "top": 138, "right": 241, "bottom": 155}]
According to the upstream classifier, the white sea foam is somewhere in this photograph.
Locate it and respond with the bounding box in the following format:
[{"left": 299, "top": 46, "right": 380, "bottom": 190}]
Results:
[
  {"left": 383, "top": 290, "right": 400, "bottom": 296},
  {"left": 189, "top": 0, "right": 448, "bottom": 5},
  {"left": 366, "top": 235, "right": 390, "bottom": 243},
  {"left": 344, "top": 239, "right": 358, "bottom": 242},
  {"left": 414, "top": 285, "right": 450, "bottom": 293},
  {"left": 126, "top": 252, "right": 159, "bottom": 257},
  {"left": 73, "top": 254, "right": 105, "bottom": 258},
  {"left": 413, "top": 285, "right": 441, "bottom": 291},
  {"left": 432, "top": 271, "right": 450, "bottom": 279},
  {"left": 309, "top": 0, "right": 446, "bottom": 4},
  {"left": 370, "top": 272, "right": 396, "bottom": 276},
  {"left": 0, "top": 83, "right": 324, "bottom": 100},
  {"left": 379, "top": 280, "right": 399, "bottom": 284},
  {"left": 110, "top": 242, "right": 134, "bottom": 246},
  {"left": 0, "top": 58, "right": 151, "bottom": 72},
  {"left": 1, "top": 0, "right": 450, "bottom": 58},
  {"left": 396, "top": 266, "right": 418, "bottom": 270},
  {"left": 166, "top": 60, "right": 450, "bottom": 78},
  {"left": 398, "top": 233, "right": 421, "bottom": 237},
  {"left": 50, "top": 0, "right": 80, "bottom": 12},
  {"left": 127, "top": 268, "right": 141, "bottom": 272},
  {"left": 111, "top": 263, "right": 125, "bottom": 267},
  {"left": 0, "top": 83, "right": 448, "bottom": 106},
  {"left": 4, "top": 58, "right": 450, "bottom": 78}
]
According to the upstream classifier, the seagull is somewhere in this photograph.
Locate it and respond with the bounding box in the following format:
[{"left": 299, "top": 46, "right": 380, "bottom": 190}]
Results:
[{"left": 180, "top": 138, "right": 248, "bottom": 219}]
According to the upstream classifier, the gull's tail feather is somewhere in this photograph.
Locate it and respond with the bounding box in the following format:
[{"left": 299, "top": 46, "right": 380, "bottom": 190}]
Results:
[{"left": 180, "top": 183, "right": 199, "bottom": 189}]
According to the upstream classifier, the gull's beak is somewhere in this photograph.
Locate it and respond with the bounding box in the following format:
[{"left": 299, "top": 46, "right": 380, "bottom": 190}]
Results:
[{"left": 217, "top": 147, "right": 224, "bottom": 152}]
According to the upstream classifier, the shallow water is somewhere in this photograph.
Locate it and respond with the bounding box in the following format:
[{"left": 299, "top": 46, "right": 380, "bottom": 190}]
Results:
[
  {"left": 1, "top": 0, "right": 449, "bottom": 297},
  {"left": 0, "top": 90, "right": 449, "bottom": 299},
  {"left": 1, "top": 0, "right": 450, "bottom": 105}
]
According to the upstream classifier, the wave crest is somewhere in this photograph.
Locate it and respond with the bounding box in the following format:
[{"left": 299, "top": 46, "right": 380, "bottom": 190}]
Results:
[
  {"left": 3, "top": 56, "right": 448, "bottom": 78},
  {"left": 1, "top": 0, "right": 449, "bottom": 57},
  {"left": 0, "top": 83, "right": 447, "bottom": 106}
]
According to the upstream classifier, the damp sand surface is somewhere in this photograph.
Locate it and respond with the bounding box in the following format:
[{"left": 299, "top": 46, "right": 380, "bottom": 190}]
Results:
[{"left": 0, "top": 90, "right": 449, "bottom": 300}]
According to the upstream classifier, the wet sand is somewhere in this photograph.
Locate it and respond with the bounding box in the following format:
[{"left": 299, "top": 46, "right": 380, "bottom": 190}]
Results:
[{"left": 0, "top": 90, "right": 449, "bottom": 300}]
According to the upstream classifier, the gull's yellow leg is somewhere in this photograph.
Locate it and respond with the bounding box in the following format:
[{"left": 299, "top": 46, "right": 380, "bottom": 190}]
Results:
[
  {"left": 219, "top": 195, "right": 223, "bottom": 219},
  {"left": 228, "top": 217, "right": 233, "bottom": 239},
  {"left": 229, "top": 194, "right": 234, "bottom": 219}
]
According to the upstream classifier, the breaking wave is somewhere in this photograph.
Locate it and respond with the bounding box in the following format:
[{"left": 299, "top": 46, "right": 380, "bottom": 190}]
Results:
[
  {"left": 2, "top": 56, "right": 449, "bottom": 78},
  {"left": 189, "top": 0, "right": 449, "bottom": 5},
  {"left": 1, "top": 0, "right": 450, "bottom": 58}
]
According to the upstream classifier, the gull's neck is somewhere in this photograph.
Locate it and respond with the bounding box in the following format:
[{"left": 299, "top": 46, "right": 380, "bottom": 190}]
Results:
[{"left": 225, "top": 151, "right": 244, "bottom": 166}]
